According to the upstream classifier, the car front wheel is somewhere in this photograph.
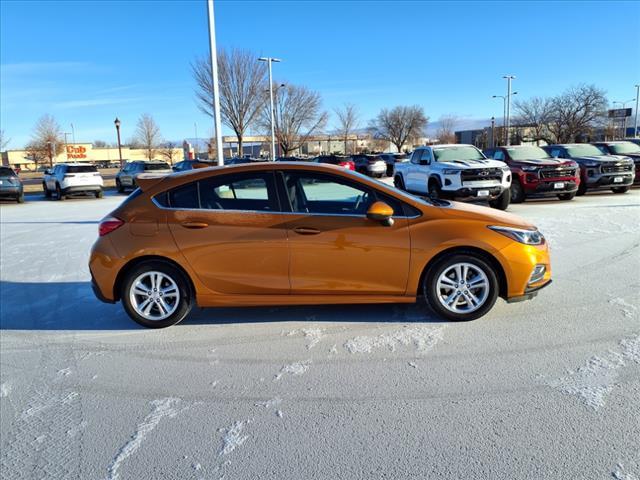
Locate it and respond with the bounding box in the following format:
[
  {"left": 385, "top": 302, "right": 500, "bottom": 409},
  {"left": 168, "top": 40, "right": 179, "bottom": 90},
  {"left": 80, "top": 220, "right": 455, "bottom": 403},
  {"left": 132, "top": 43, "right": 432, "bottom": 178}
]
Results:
[
  {"left": 121, "top": 261, "right": 193, "bottom": 328},
  {"left": 489, "top": 188, "right": 511, "bottom": 210},
  {"left": 611, "top": 186, "right": 630, "bottom": 194},
  {"left": 423, "top": 253, "right": 499, "bottom": 322},
  {"left": 394, "top": 175, "right": 406, "bottom": 191},
  {"left": 557, "top": 192, "right": 576, "bottom": 201}
]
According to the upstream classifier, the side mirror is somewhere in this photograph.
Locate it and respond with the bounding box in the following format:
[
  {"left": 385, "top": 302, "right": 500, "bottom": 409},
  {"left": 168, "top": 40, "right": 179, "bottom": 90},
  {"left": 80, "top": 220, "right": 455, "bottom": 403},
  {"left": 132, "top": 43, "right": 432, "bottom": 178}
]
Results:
[
  {"left": 44, "top": 169, "right": 52, "bottom": 175},
  {"left": 366, "top": 201, "right": 394, "bottom": 226}
]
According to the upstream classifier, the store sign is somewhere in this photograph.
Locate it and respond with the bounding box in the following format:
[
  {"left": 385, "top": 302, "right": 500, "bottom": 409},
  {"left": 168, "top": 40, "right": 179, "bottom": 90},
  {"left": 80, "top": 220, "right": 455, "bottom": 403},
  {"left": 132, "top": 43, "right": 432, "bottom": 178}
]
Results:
[
  {"left": 608, "top": 108, "right": 632, "bottom": 119},
  {"left": 66, "top": 145, "right": 87, "bottom": 159}
]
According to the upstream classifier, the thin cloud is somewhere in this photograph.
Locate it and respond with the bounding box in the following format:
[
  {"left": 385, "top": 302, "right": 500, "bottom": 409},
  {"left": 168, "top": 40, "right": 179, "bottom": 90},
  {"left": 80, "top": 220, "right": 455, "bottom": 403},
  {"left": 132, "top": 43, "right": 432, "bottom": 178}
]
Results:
[{"left": 53, "top": 97, "right": 142, "bottom": 109}]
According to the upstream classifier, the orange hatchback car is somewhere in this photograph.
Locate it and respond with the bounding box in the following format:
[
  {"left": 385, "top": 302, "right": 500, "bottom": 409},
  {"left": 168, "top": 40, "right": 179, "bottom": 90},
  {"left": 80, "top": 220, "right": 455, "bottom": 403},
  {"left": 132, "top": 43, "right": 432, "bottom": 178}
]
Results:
[{"left": 90, "top": 162, "right": 552, "bottom": 328}]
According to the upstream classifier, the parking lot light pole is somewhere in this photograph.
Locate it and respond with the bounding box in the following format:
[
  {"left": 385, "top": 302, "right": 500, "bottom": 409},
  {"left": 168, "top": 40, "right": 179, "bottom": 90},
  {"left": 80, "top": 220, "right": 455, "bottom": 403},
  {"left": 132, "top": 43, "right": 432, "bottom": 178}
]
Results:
[
  {"left": 207, "top": 0, "right": 224, "bottom": 166},
  {"left": 114, "top": 118, "right": 123, "bottom": 168},
  {"left": 259, "top": 57, "right": 281, "bottom": 161},
  {"left": 613, "top": 99, "right": 636, "bottom": 139},
  {"left": 503, "top": 75, "right": 516, "bottom": 146},
  {"left": 492, "top": 95, "right": 507, "bottom": 145},
  {"left": 490, "top": 117, "right": 495, "bottom": 148},
  {"left": 634, "top": 85, "right": 639, "bottom": 138}
]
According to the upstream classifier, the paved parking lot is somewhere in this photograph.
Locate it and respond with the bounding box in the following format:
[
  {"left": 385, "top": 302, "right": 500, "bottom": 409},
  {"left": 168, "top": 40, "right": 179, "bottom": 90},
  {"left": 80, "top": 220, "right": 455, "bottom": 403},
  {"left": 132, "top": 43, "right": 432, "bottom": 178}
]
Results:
[{"left": 1, "top": 190, "right": 639, "bottom": 479}]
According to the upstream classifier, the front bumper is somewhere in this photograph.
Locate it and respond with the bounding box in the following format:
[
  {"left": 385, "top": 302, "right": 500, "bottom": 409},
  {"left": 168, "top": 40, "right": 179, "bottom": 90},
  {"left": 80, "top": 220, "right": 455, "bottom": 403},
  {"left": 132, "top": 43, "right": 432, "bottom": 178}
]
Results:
[
  {"left": 585, "top": 173, "right": 634, "bottom": 189},
  {"left": 507, "top": 279, "right": 552, "bottom": 303},
  {"left": 447, "top": 185, "right": 505, "bottom": 200},
  {"left": 524, "top": 179, "right": 579, "bottom": 195}
]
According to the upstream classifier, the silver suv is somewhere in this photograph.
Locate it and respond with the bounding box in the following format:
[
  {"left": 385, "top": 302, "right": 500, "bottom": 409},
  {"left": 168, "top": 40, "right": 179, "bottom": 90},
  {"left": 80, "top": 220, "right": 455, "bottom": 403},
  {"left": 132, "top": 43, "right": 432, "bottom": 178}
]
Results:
[{"left": 115, "top": 161, "right": 172, "bottom": 193}]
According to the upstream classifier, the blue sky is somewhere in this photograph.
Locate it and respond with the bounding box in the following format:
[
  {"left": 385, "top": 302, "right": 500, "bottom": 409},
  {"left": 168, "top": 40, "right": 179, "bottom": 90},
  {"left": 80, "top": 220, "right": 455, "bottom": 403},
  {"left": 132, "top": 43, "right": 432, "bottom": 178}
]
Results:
[{"left": 1, "top": 0, "right": 639, "bottom": 149}]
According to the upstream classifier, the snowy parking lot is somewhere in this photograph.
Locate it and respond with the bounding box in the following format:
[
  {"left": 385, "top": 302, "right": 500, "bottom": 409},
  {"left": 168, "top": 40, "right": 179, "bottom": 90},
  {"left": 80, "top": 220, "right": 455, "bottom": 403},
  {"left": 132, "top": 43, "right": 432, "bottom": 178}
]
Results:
[{"left": 1, "top": 190, "right": 639, "bottom": 479}]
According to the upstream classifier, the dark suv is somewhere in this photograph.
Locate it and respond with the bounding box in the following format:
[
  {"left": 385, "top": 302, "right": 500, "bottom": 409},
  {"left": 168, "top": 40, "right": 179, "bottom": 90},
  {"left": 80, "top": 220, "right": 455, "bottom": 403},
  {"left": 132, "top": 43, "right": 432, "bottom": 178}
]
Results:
[
  {"left": 379, "top": 153, "right": 409, "bottom": 177},
  {"left": 116, "top": 161, "right": 172, "bottom": 193},
  {"left": 542, "top": 144, "right": 635, "bottom": 194},
  {"left": 592, "top": 141, "right": 640, "bottom": 185},
  {"left": 484, "top": 145, "right": 580, "bottom": 202},
  {"left": 0, "top": 166, "right": 24, "bottom": 203}
]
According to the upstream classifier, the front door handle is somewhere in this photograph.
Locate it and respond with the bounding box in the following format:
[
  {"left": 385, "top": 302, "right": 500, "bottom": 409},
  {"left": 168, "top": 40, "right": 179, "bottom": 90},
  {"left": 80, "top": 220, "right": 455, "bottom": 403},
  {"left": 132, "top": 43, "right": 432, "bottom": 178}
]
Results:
[
  {"left": 293, "top": 227, "right": 321, "bottom": 235},
  {"left": 181, "top": 221, "right": 209, "bottom": 229}
]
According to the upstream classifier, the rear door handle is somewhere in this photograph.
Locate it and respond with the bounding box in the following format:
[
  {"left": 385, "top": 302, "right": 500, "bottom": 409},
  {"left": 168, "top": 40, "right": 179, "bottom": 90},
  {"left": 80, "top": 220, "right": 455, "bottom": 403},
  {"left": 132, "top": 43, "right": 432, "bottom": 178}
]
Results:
[
  {"left": 181, "top": 221, "right": 209, "bottom": 229},
  {"left": 293, "top": 227, "right": 321, "bottom": 235}
]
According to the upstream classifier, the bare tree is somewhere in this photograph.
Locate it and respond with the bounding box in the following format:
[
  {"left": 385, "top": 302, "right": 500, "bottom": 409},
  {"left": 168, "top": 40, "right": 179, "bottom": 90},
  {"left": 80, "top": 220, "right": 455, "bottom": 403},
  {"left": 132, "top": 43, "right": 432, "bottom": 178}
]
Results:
[
  {"left": 436, "top": 114, "right": 459, "bottom": 144},
  {"left": 259, "top": 84, "right": 328, "bottom": 156},
  {"left": 133, "top": 113, "right": 163, "bottom": 160},
  {"left": 93, "top": 140, "right": 108, "bottom": 148},
  {"left": 548, "top": 85, "right": 608, "bottom": 143},
  {"left": 0, "top": 130, "right": 10, "bottom": 151},
  {"left": 369, "top": 106, "right": 428, "bottom": 152},
  {"left": 334, "top": 103, "right": 360, "bottom": 154},
  {"left": 193, "top": 49, "right": 267, "bottom": 158},
  {"left": 514, "top": 96, "right": 555, "bottom": 144},
  {"left": 26, "top": 114, "right": 64, "bottom": 168},
  {"left": 159, "top": 142, "right": 179, "bottom": 165}
]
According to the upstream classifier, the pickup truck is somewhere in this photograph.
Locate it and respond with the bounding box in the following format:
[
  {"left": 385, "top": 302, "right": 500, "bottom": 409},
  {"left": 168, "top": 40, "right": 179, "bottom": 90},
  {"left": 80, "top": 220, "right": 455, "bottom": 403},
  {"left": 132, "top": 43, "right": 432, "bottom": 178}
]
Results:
[{"left": 393, "top": 144, "right": 512, "bottom": 210}]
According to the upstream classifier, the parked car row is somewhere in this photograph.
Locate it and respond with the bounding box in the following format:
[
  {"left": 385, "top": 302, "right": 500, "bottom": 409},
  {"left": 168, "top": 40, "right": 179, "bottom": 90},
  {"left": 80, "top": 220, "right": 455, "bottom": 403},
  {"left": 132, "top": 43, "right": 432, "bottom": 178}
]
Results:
[{"left": 392, "top": 141, "right": 638, "bottom": 209}]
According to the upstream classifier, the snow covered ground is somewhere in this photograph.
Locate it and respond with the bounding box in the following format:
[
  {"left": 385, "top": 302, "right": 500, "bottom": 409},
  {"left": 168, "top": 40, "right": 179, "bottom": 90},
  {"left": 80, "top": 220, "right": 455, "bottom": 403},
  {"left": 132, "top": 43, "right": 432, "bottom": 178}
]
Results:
[{"left": 1, "top": 189, "right": 639, "bottom": 479}]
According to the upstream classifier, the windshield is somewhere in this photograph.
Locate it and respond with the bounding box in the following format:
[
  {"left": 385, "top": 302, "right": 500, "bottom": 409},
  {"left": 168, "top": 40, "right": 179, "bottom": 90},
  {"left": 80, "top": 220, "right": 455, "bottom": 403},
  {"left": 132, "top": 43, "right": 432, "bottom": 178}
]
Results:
[
  {"left": 433, "top": 146, "right": 485, "bottom": 162},
  {"left": 67, "top": 165, "right": 97, "bottom": 173},
  {"left": 506, "top": 146, "right": 551, "bottom": 160},
  {"left": 144, "top": 163, "right": 170, "bottom": 171},
  {"left": 565, "top": 144, "right": 604, "bottom": 157},
  {"left": 0, "top": 167, "right": 17, "bottom": 177},
  {"left": 608, "top": 142, "right": 640, "bottom": 155}
]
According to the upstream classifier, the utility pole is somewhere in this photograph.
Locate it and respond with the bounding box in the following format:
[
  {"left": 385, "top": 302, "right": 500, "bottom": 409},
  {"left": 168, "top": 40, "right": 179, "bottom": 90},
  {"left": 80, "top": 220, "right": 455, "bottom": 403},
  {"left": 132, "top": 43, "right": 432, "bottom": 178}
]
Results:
[
  {"left": 259, "top": 57, "right": 282, "bottom": 160},
  {"left": 207, "top": 0, "right": 224, "bottom": 166},
  {"left": 503, "top": 75, "right": 516, "bottom": 146}
]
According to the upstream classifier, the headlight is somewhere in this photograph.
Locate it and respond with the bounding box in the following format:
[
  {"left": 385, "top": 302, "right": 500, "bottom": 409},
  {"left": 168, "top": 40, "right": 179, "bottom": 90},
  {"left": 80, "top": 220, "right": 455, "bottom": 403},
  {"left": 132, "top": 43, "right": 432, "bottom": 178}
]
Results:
[
  {"left": 501, "top": 166, "right": 512, "bottom": 172},
  {"left": 582, "top": 161, "right": 599, "bottom": 168},
  {"left": 521, "top": 166, "right": 538, "bottom": 171},
  {"left": 488, "top": 225, "right": 545, "bottom": 245},
  {"left": 442, "top": 169, "right": 461, "bottom": 175}
]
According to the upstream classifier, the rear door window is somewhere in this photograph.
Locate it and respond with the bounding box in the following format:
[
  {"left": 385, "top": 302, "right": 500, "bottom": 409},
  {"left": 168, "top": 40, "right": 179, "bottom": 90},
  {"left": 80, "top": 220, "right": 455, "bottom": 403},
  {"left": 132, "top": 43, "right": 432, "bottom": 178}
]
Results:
[{"left": 199, "top": 172, "right": 278, "bottom": 211}]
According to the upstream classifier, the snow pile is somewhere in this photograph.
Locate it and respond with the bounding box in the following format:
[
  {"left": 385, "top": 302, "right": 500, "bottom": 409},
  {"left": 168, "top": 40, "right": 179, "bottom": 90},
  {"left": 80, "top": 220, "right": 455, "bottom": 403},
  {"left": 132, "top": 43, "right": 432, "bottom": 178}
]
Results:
[
  {"left": 302, "top": 327, "right": 324, "bottom": 349},
  {"left": 0, "top": 383, "right": 10, "bottom": 398},
  {"left": 548, "top": 334, "right": 640, "bottom": 410},
  {"left": 219, "top": 421, "right": 248, "bottom": 456},
  {"left": 344, "top": 325, "right": 445, "bottom": 354},
  {"left": 254, "top": 397, "right": 282, "bottom": 409},
  {"left": 275, "top": 360, "right": 312, "bottom": 380},
  {"left": 613, "top": 463, "right": 640, "bottom": 480},
  {"left": 107, "top": 398, "right": 184, "bottom": 480},
  {"left": 608, "top": 297, "right": 638, "bottom": 319}
]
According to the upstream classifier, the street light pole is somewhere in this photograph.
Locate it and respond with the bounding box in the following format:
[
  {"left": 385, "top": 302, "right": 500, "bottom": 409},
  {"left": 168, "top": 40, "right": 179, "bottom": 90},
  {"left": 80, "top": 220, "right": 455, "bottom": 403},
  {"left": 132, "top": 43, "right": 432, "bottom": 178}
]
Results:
[
  {"left": 613, "top": 99, "right": 636, "bottom": 139},
  {"left": 634, "top": 85, "right": 639, "bottom": 138},
  {"left": 492, "top": 95, "right": 506, "bottom": 145},
  {"left": 503, "top": 75, "right": 516, "bottom": 146},
  {"left": 207, "top": 0, "right": 224, "bottom": 166},
  {"left": 259, "top": 57, "right": 281, "bottom": 160},
  {"left": 114, "top": 118, "right": 123, "bottom": 168},
  {"left": 70, "top": 123, "right": 76, "bottom": 143},
  {"left": 64, "top": 132, "right": 71, "bottom": 161},
  {"left": 490, "top": 117, "right": 495, "bottom": 148}
]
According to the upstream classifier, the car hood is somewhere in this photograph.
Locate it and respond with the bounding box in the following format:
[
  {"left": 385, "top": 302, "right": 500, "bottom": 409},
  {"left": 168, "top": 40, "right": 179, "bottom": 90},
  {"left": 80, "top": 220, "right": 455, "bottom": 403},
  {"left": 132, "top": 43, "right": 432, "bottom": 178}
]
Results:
[
  {"left": 572, "top": 155, "right": 632, "bottom": 163},
  {"left": 510, "top": 158, "right": 574, "bottom": 167},
  {"left": 438, "top": 159, "right": 507, "bottom": 169},
  {"left": 440, "top": 200, "right": 535, "bottom": 229}
]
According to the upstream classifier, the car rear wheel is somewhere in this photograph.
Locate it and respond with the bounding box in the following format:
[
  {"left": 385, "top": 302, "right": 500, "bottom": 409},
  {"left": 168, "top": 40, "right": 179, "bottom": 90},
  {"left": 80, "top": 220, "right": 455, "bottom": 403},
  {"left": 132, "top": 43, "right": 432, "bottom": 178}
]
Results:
[
  {"left": 489, "top": 188, "right": 511, "bottom": 210},
  {"left": 611, "top": 186, "right": 630, "bottom": 194},
  {"left": 121, "top": 261, "right": 193, "bottom": 328},
  {"left": 17, "top": 192, "right": 25, "bottom": 204},
  {"left": 394, "top": 175, "right": 406, "bottom": 191},
  {"left": 423, "top": 253, "right": 499, "bottom": 322},
  {"left": 557, "top": 192, "right": 576, "bottom": 201},
  {"left": 43, "top": 182, "right": 52, "bottom": 198},
  {"left": 509, "top": 178, "right": 526, "bottom": 203},
  {"left": 55, "top": 183, "right": 65, "bottom": 201}
]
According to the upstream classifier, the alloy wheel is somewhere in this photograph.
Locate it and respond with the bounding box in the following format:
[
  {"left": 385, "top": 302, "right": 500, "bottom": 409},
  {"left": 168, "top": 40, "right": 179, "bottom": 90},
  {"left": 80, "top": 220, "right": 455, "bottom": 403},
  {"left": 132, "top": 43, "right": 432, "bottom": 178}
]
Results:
[
  {"left": 129, "top": 271, "right": 180, "bottom": 321},
  {"left": 436, "top": 262, "right": 489, "bottom": 313}
]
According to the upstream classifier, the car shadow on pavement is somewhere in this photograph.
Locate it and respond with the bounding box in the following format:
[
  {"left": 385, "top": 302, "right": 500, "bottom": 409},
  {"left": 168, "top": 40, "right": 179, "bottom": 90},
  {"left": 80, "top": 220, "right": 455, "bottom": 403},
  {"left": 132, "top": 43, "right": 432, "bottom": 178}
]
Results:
[{"left": 0, "top": 280, "right": 441, "bottom": 331}]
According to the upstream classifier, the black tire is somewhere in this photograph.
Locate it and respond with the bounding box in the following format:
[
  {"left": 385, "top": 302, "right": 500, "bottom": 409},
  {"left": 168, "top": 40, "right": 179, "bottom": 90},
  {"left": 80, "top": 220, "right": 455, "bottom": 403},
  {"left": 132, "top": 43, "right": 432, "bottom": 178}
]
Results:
[
  {"left": 386, "top": 165, "right": 393, "bottom": 177},
  {"left": 43, "top": 183, "right": 52, "bottom": 198},
  {"left": 17, "top": 192, "right": 25, "bottom": 204},
  {"left": 557, "top": 192, "right": 576, "bottom": 201},
  {"left": 116, "top": 179, "right": 125, "bottom": 193},
  {"left": 121, "top": 260, "right": 193, "bottom": 328},
  {"left": 394, "top": 175, "right": 406, "bottom": 191},
  {"left": 576, "top": 180, "right": 587, "bottom": 196},
  {"left": 95, "top": 189, "right": 104, "bottom": 199},
  {"left": 489, "top": 188, "right": 511, "bottom": 210},
  {"left": 423, "top": 253, "right": 499, "bottom": 322},
  {"left": 428, "top": 179, "right": 442, "bottom": 199},
  {"left": 56, "top": 184, "right": 65, "bottom": 201},
  {"left": 509, "top": 178, "right": 526, "bottom": 203},
  {"left": 611, "top": 186, "right": 630, "bottom": 194}
]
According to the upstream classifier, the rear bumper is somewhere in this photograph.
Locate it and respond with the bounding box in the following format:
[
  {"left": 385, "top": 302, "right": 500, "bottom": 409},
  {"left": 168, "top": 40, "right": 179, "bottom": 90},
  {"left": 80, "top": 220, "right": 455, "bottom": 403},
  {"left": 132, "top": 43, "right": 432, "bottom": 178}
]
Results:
[
  {"left": 63, "top": 185, "right": 102, "bottom": 194},
  {"left": 507, "top": 279, "right": 552, "bottom": 303},
  {"left": 91, "top": 272, "right": 115, "bottom": 303},
  {"left": 0, "top": 186, "right": 22, "bottom": 198}
]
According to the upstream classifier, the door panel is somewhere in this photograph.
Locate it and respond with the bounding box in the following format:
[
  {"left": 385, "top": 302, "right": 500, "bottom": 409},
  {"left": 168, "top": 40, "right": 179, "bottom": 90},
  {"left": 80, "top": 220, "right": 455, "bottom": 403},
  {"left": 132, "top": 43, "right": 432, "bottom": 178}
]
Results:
[
  {"left": 282, "top": 171, "right": 411, "bottom": 295},
  {"left": 165, "top": 172, "right": 290, "bottom": 295}
]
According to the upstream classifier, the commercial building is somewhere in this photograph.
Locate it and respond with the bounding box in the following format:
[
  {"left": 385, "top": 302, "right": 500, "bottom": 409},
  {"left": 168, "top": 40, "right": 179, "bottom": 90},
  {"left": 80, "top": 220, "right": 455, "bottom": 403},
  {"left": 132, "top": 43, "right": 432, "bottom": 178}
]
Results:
[{"left": 1, "top": 143, "right": 183, "bottom": 170}]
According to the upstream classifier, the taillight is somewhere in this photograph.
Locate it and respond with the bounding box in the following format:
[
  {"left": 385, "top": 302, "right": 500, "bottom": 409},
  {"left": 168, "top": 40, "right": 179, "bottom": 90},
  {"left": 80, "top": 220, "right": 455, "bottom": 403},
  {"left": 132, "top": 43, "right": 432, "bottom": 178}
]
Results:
[
  {"left": 99, "top": 216, "right": 124, "bottom": 237},
  {"left": 340, "top": 161, "right": 355, "bottom": 170}
]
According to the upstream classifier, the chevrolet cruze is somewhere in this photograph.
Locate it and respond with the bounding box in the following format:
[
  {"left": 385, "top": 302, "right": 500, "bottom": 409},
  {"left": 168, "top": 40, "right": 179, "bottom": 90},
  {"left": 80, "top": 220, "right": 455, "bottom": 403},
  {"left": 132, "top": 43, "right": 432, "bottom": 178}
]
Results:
[{"left": 90, "top": 162, "right": 552, "bottom": 328}]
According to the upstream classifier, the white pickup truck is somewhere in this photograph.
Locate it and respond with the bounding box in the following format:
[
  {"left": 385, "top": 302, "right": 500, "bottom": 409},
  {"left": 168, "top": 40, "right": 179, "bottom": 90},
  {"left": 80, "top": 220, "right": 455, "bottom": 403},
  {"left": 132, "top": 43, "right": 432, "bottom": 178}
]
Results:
[{"left": 393, "top": 144, "right": 512, "bottom": 210}]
